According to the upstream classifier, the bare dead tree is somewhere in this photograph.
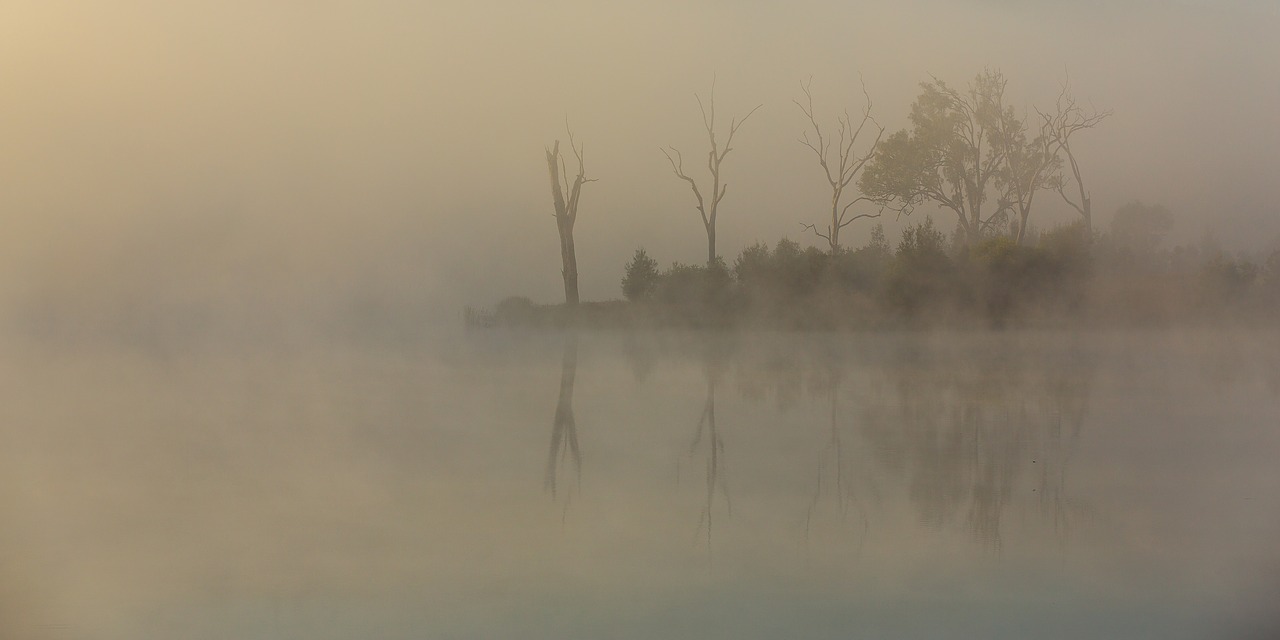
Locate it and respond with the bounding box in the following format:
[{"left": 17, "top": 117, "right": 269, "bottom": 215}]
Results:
[
  {"left": 662, "top": 81, "right": 762, "bottom": 266},
  {"left": 546, "top": 127, "right": 597, "bottom": 306},
  {"left": 1037, "top": 78, "right": 1111, "bottom": 239},
  {"left": 795, "top": 76, "right": 884, "bottom": 253}
]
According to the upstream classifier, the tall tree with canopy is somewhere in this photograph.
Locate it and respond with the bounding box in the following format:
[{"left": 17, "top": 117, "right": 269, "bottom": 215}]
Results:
[
  {"left": 988, "top": 77, "right": 1062, "bottom": 245},
  {"left": 860, "top": 69, "right": 1014, "bottom": 249}
]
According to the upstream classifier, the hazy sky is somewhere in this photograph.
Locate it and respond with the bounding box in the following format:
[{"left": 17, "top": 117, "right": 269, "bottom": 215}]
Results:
[{"left": 1, "top": 0, "right": 1277, "bottom": 317}]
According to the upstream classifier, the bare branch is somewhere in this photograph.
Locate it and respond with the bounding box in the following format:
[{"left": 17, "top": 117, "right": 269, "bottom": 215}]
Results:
[
  {"left": 795, "top": 75, "right": 883, "bottom": 251},
  {"left": 721, "top": 103, "right": 763, "bottom": 162},
  {"left": 661, "top": 146, "right": 709, "bottom": 227},
  {"left": 669, "top": 78, "right": 759, "bottom": 263},
  {"left": 801, "top": 222, "right": 833, "bottom": 244},
  {"left": 1034, "top": 75, "right": 1111, "bottom": 233}
]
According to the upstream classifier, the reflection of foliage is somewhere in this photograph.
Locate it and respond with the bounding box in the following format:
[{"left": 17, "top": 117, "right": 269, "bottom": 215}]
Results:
[
  {"left": 735, "top": 347, "right": 805, "bottom": 412},
  {"left": 738, "top": 336, "right": 1098, "bottom": 551},
  {"left": 878, "top": 341, "right": 1093, "bottom": 549},
  {"left": 883, "top": 217, "right": 962, "bottom": 317}
]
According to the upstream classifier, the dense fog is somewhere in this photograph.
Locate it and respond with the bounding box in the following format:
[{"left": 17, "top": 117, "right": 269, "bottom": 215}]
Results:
[
  {"left": 2, "top": 1, "right": 1278, "bottom": 336},
  {"left": 3, "top": 4, "right": 1280, "bottom": 637}
]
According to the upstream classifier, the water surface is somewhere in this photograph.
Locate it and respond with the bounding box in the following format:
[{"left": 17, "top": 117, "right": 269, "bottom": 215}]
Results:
[{"left": 3, "top": 330, "right": 1278, "bottom": 639}]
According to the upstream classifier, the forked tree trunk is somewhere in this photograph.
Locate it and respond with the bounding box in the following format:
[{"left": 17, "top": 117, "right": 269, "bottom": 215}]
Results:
[
  {"left": 661, "top": 84, "right": 761, "bottom": 270},
  {"left": 546, "top": 137, "right": 593, "bottom": 307}
]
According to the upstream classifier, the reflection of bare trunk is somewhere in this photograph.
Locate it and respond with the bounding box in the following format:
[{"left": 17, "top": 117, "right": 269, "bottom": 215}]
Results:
[
  {"left": 545, "top": 336, "right": 580, "bottom": 498},
  {"left": 1037, "top": 347, "right": 1094, "bottom": 546},
  {"left": 806, "top": 370, "right": 872, "bottom": 546},
  {"left": 687, "top": 370, "right": 730, "bottom": 560}
]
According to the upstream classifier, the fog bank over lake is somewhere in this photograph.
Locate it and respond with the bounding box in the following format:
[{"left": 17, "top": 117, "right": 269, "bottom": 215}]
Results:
[
  {"left": 2, "top": 329, "right": 1278, "bottom": 638},
  {"left": 2, "top": 1, "right": 1278, "bottom": 314},
  {"left": 3, "top": 1, "right": 1280, "bottom": 637}
]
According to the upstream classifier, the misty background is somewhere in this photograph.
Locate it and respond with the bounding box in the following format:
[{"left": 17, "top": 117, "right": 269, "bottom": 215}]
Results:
[{"left": 2, "top": 0, "right": 1277, "bottom": 335}]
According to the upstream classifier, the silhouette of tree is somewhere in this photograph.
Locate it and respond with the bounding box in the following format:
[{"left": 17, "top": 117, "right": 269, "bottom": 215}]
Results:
[
  {"left": 988, "top": 80, "right": 1061, "bottom": 245},
  {"left": 860, "top": 70, "right": 1014, "bottom": 249},
  {"left": 662, "top": 79, "right": 761, "bottom": 266},
  {"left": 621, "top": 248, "right": 660, "bottom": 301},
  {"left": 794, "top": 77, "right": 884, "bottom": 253},
  {"left": 545, "top": 127, "right": 596, "bottom": 306},
  {"left": 1038, "top": 78, "right": 1111, "bottom": 238}
]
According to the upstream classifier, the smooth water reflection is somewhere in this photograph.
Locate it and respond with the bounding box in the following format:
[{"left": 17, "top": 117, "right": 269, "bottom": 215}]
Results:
[{"left": 2, "top": 330, "right": 1279, "bottom": 639}]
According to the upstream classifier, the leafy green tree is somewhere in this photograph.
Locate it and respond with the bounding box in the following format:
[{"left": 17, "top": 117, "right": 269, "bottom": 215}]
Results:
[
  {"left": 831, "top": 223, "right": 891, "bottom": 293},
  {"left": 621, "top": 248, "right": 660, "bottom": 301},
  {"left": 883, "top": 217, "right": 960, "bottom": 316},
  {"left": 733, "top": 242, "right": 772, "bottom": 290},
  {"left": 990, "top": 90, "right": 1061, "bottom": 245},
  {"left": 652, "top": 258, "right": 737, "bottom": 326},
  {"left": 861, "top": 70, "right": 1028, "bottom": 249}
]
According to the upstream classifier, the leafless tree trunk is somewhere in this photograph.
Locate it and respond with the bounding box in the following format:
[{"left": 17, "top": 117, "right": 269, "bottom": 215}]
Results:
[
  {"left": 1038, "top": 79, "right": 1111, "bottom": 240},
  {"left": 546, "top": 129, "right": 596, "bottom": 306},
  {"left": 795, "top": 77, "right": 884, "bottom": 253},
  {"left": 662, "top": 81, "right": 761, "bottom": 266}
]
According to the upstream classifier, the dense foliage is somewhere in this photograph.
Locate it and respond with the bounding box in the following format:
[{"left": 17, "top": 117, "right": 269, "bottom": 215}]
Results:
[{"left": 479, "top": 210, "right": 1278, "bottom": 330}]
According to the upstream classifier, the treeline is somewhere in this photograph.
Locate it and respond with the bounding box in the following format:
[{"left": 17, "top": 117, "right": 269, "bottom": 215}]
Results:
[
  {"left": 479, "top": 205, "right": 1279, "bottom": 330},
  {"left": 475, "top": 68, "right": 1279, "bottom": 330}
]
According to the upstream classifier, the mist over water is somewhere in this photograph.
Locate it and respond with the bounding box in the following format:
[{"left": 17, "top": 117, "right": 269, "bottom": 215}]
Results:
[
  {"left": 3, "top": 1, "right": 1280, "bottom": 638},
  {"left": 2, "top": 328, "right": 1278, "bottom": 638}
]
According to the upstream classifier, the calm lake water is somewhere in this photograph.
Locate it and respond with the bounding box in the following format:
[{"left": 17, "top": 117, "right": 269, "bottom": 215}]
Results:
[{"left": 3, "top": 329, "right": 1279, "bottom": 639}]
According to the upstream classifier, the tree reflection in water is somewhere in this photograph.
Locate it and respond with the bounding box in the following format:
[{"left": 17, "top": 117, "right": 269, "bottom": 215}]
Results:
[
  {"left": 679, "top": 338, "right": 734, "bottom": 563},
  {"left": 856, "top": 337, "right": 1096, "bottom": 550},
  {"left": 544, "top": 333, "right": 580, "bottom": 517},
  {"left": 724, "top": 334, "right": 1095, "bottom": 551},
  {"left": 804, "top": 344, "right": 879, "bottom": 552},
  {"left": 536, "top": 333, "right": 1097, "bottom": 552}
]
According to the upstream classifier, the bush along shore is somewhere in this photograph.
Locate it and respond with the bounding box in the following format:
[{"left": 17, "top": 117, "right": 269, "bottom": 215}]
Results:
[{"left": 468, "top": 218, "right": 1280, "bottom": 332}]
